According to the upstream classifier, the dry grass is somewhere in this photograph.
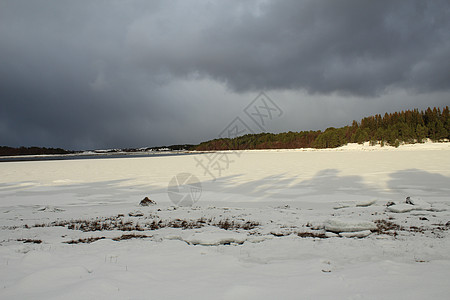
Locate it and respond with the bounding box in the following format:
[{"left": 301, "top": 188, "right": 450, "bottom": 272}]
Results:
[
  {"left": 269, "top": 231, "right": 328, "bottom": 238},
  {"left": 64, "top": 237, "right": 105, "bottom": 244},
  {"left": 17, "top": 238, "right": 42, "bottom": 244},
  {"left": 112, "top": 233, "right": 152, "bottom": 241},
  {"left": 63, "top": 234, "right": 152, "bottom": 244},
  {"left": 297, "top": 231, "right": 328, "bottom": 238},
  {"left": 372, "top": 219, "right": 404, "bottom": 236},
  {"left": 373, "top": 219, "right": 449, "bottom": 237},
  {"left": 29, "top": 216, "right": 260, "bottom": 232}
]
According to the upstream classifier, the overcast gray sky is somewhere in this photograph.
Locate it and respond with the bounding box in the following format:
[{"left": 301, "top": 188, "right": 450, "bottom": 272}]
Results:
[{"left": 1, "top": 0, "right": 449, "bottom": 150}]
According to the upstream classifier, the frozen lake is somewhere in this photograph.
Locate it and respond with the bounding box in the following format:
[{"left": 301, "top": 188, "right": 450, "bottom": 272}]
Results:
[
  {"left": 0, "top": 151, "right": 194, "bottom": 162},
  {"left": 1, "top": 142, "right": 450, "bottom": 299}
]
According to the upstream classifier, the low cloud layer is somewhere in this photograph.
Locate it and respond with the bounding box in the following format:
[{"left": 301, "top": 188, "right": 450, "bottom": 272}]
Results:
[{"left": 1, "top": 0, "right": 449, "bottom": 149}]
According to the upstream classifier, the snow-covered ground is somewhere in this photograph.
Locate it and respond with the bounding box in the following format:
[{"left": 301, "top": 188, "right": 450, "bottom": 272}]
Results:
[{"left": 1, "top": 142, "right": 450, "bottom": 299}]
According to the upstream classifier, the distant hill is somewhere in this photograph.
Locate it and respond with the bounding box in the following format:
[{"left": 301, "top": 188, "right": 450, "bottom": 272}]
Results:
[
  {"left": 194, "top": 106, "right": 449, "bottom": 150},
  {"left": 0, "top": 146, "right": 72, "bottom": 157}
]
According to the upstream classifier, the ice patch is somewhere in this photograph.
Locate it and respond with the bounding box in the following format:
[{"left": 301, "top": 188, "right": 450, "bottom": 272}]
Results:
[
  {"left": 430, "top": 203, "right": 448, "bottom": 212},
  {"left": 334, "top": 199, "right": 377, "bottom": 209},
  {"left": 387, "top": 198, "right": 433, "bottom": 213},
  {"left": 325, "top": 232, "right": 339, "bottom": 238},
  {"left": 36, "top": 205, "right": 65, "bottom": 212},
  {"left": 356, "top": 199, "right": 377, "bottom": 207},
  {"left": 387, "top": 203, "right": 415, "bottom": 213},
  {"left": 324, "top": 219, "right": 376, "bottom": 233},
  {"left": 333, "top": 203, "right": 351, "bottom": 210},
  {"left": 183, "top": 230, "right": 247, "bottom": 246},
  {"left": 339, "top": 230, "right": 372, "bottom": 238},
  {"left": 406, "top": 197, "right": 431, "bottom": 207}
]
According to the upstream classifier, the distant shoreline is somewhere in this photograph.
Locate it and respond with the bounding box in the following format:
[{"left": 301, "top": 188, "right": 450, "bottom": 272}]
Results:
[
  {"left": 0, "top": 151, "right": 196, "bottom": 163},
  {"left": 2, "top": 140, "right": 448, "bottom": 163}
]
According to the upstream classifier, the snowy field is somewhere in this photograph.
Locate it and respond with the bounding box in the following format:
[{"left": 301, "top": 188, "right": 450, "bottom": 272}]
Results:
[{"left": 1, "top": 142, "right": 450, "bottom": 299}]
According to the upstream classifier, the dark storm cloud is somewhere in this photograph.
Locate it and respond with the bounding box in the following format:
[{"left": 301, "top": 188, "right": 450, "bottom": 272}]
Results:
[
  {"left": 131, "top": 0, "right": 450, "bottom": 95},
  {"left": 0, "top": 0, "right": 449, "bottom": 149},
  {"left": 0, "top": 0, "right": 170, "bottom": 149}
]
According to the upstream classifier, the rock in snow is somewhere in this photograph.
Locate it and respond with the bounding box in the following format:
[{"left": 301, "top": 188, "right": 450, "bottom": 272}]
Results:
[
  {"left": 139, "top": 197, "right": 156, "bottom": 206},
  {"left": 405, "top": 196, "right": 413, "bottom": 205}
]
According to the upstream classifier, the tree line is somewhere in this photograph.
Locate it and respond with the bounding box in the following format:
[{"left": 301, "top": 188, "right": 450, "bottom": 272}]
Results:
[
  {"left": 2, "top": 106, "right": 448, "bottom": 155},
  {"left": 0, "top": 146, "right": 71, "bottom": 156},
  {"left": 194, "top": 106, "right": 449, "bottom": 150}
]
